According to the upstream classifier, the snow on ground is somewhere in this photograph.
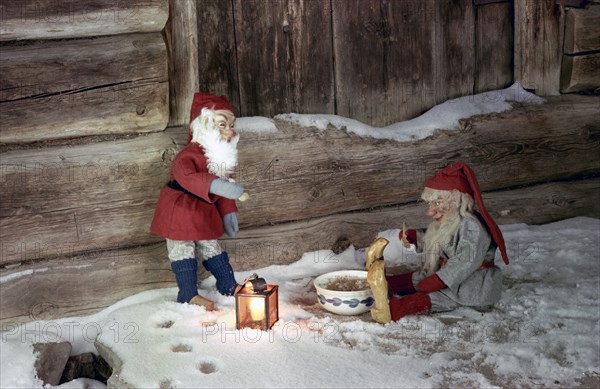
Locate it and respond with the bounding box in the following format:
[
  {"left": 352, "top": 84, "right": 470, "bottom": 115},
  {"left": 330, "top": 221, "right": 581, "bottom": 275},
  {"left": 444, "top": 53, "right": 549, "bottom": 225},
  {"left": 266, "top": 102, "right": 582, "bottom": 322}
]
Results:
[
  {"left": 2, "top": 217, "right": 599, "bottom": 388},
  {"left": 275, "top": 83, "right": 544, "bottom": 141}
]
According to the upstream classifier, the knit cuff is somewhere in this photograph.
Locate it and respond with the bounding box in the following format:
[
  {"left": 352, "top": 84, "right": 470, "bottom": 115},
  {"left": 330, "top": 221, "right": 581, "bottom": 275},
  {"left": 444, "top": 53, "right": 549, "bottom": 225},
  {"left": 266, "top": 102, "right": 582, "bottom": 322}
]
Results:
[
  {"left": 417, "top": 274, "right": 446, "bottom": 293},
  {"left": 171, "top": 257, "right": 198, "bottom": 273}
]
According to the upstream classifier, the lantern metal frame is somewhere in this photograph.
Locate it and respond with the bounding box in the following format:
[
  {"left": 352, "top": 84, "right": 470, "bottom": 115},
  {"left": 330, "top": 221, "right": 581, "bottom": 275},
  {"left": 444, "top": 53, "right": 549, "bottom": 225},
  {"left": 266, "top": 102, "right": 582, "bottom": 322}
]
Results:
[{"left": 234, "top": 274, "right": 279, "bottom": 331}]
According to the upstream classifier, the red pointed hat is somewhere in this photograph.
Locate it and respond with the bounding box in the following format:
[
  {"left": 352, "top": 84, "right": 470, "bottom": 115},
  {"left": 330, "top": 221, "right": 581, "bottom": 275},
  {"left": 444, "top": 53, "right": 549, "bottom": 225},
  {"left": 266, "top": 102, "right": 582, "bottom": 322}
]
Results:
[
  {"left": 187, "top": 93, "right": 234, "bottom": 143},
  {"left": 425, "top": 162, "right": 509, "bottom": 265}
]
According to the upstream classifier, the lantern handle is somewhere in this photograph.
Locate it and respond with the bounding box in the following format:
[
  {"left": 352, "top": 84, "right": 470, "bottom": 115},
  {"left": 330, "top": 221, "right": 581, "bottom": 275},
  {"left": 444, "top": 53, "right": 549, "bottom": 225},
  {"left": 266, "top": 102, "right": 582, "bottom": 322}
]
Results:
[
  {"left": 241, "top": 273, "right": 267, "bottom": 293},
  {"left": 241, "top": 273, "right": 259, "bottom": 285}
]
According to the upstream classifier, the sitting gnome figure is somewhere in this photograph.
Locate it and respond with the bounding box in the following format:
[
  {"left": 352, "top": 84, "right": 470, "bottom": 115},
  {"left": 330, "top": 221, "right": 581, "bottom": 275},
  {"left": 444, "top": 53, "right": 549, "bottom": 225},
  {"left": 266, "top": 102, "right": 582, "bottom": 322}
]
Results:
[
  {"left": 150, "top": 93, "right": 244, "bottom": 311},
  {"left": 366, "top": 162, "right": 510, "bottom": 323}
]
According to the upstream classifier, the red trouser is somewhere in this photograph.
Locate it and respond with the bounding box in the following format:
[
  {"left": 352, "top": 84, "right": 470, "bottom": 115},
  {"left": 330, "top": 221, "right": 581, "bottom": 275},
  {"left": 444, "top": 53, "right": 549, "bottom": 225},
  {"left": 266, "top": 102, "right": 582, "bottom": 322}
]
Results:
[
  {"left": 385, "top": 271, "right": 432, "bottom": 321},
  {"left": 389, "top": 293, "right": 432, "bottom": 322}
]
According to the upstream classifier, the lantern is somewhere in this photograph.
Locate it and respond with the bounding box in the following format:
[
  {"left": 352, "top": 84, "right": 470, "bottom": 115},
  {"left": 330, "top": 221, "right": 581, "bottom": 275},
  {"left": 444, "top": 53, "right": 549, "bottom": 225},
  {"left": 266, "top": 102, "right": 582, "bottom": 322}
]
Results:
[{"left": 235, "top": 274, "right": 278, "bottom": 330}]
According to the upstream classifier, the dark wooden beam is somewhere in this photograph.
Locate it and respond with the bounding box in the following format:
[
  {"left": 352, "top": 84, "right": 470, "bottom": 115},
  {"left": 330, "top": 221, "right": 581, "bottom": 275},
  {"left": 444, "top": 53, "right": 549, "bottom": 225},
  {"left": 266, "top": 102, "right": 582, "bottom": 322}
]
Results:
[{"left": 555, "top": 0, "right": 589, "bottom": 8}]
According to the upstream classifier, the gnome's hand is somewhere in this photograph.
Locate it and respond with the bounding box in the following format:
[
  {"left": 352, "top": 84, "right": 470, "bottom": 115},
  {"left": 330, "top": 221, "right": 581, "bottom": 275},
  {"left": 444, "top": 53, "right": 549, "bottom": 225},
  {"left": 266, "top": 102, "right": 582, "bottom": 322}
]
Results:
[
  {"left": 223, "top": 212, "right": 239, "bottom": 238},
  {"left": 377, "top": 229, "right": 417, "bottom": 262},
  {"left": 209, "top": 178, "right": 244, "bottom": 199}
]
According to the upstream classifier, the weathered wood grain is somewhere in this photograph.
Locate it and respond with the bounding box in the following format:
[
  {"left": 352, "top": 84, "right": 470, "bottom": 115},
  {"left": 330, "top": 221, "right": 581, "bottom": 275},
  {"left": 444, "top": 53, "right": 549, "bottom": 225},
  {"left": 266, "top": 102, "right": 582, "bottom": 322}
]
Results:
[
  {"left": 187, "top": 0, "right": 513, "bottom": 123},
  {"left": 1, "top": 95, "right": 599, "bottom": 265},
  {"left": 2, "top": 177, "right": 599, "bottom": 325},
  {"left": 0, "top": 132, "right": 176, "bottom": 264},
  {"left": 332, "top": 0, "right": 438, "bottom": 126},
  {"left": 196, "top": 0, "right": 240, "bottom": 114},
  {"left": 0, "top": 243, "right": 173, "bottom": 324},
  {"left": 433, "top": 0, "right": 475, "bottom": 104},
  {"left": 164, "top": 0, "right": 199, "bottom": 127},
  {"left": 555, "top": 0, "right": 590, "bottom": 7},
  {"left": 0, "top": 201, "right": 163, "bottom": 265},
  {"left": 333, "top": 0, "right": 476, "bottom": 126},
  {"left": 231, "top": 178, "right": 600, "bottom": 268},
  {"left": 561, "top": 53, "right": 600, "bottom": 92},
  {"left": 563, "top": 6, "right": 600, "bottom": 54},
  {"left": 0, "top": 132, "right": 176, "bottom": 218},
  {"left": 0, "top": 33, "right": 169, "bottom": 144},
  {"left": 514, "top": 0, "right": 563, "bottom": 95},
  {"left": 0, "top": 0, "right": 168, "bottom": 41},
  {"left": 474, "top": 1, "right": 513, "bottom": 92},
  {"left": 473, "top": 0, "right": 510, "bottom": 4},
  {"left": 233, "top": 0, "right": 334, "bottom": 117},
  {"left": 238, "top": 95, "right": 599, "bottom": 227}
]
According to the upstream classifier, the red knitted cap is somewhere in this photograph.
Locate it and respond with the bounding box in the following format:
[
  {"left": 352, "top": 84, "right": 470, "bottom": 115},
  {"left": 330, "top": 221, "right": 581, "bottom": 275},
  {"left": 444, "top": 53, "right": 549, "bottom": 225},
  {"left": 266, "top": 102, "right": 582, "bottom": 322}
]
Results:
[
  {"left": 425, "top": 162, "right": 509, "bottom": 265},
  {"left": 188, "top": 93, "right": 234, "bottom": 143}
]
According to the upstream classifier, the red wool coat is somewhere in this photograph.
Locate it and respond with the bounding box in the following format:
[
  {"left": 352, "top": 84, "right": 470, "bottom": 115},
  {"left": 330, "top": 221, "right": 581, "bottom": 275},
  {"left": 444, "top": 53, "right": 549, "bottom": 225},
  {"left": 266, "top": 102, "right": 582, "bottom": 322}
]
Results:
[{"left": 150, "top": 143, "right": 238, "bottom": 241}]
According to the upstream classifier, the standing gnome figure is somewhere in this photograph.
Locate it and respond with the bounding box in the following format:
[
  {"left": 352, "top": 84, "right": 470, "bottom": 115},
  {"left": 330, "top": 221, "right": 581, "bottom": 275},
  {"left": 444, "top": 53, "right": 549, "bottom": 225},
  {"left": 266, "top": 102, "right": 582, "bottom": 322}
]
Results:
[
  {"left": 150, "top": 93, "right": 244, "bottom": 311},
  {"left": 365, "top": 162, "right": 510, "bottom": 323}
]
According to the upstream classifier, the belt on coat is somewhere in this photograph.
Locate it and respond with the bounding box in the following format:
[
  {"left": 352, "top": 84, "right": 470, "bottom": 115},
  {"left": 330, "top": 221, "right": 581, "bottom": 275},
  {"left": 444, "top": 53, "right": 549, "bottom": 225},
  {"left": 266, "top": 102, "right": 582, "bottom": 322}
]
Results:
[{"left": 166, "top": 180, "right": 210, "bottom": 203}]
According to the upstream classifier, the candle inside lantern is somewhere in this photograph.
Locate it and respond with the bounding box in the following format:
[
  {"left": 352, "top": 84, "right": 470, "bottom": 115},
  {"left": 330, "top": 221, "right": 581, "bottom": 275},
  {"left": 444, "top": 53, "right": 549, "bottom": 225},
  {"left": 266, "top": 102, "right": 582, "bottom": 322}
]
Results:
[{"left": 249, "top": 297, "right": 265, "bottom": 321}]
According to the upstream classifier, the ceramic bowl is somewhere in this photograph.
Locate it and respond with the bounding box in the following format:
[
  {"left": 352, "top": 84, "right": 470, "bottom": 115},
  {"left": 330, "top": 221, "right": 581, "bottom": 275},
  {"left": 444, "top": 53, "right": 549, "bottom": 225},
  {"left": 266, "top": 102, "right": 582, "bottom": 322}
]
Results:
[{"left": 313, "top": 270, "right": 374, "bottom": 315}]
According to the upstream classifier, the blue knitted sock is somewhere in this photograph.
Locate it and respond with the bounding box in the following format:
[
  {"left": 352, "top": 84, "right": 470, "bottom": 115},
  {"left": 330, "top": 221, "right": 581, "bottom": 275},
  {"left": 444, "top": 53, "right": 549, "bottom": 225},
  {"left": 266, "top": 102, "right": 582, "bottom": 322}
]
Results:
[
  {"left": 202, "top": 252, "right": 238, "bottom": 296},
  {"left": 171, "top": 258, "right": 199, "bottom": 303}
]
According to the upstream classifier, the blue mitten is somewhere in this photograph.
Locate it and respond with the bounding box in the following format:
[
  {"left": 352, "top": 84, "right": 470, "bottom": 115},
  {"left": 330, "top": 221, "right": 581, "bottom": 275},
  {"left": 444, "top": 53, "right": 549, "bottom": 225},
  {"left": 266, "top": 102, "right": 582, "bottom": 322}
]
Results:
[
  {"left": 209, "top": 178, "right": 244, "bottom": 199},
  {"left": 223, "top": 212, "right": 239, "bottom": 237}
]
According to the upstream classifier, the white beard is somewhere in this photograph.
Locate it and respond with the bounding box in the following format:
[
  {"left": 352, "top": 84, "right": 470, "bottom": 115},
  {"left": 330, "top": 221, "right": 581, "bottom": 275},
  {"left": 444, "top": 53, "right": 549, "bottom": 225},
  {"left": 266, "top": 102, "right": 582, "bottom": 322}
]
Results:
[
  {"left": 422, "top": 211, "right": 461, "bottom": 276},
  {"left": 190, "top": 116, "right": 239, "bottom": 178}
]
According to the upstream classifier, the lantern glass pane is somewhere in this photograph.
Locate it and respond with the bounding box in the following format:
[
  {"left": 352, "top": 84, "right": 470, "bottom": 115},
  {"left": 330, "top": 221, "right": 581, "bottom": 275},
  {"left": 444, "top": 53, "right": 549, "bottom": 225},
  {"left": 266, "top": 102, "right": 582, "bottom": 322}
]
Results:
[
  {"left": 236, "top": 295, "right": 267, "bottom": 330},
  {"left": 235, "top": 283, "right": 279, "bottom": 331}
]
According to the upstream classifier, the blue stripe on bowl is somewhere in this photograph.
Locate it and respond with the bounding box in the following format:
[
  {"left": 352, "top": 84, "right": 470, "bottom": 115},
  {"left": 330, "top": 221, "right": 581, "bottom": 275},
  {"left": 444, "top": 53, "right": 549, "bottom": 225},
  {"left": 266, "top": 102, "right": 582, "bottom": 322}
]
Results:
[{"left": 318, "top": 294, "right": 375, "bottom": 308}]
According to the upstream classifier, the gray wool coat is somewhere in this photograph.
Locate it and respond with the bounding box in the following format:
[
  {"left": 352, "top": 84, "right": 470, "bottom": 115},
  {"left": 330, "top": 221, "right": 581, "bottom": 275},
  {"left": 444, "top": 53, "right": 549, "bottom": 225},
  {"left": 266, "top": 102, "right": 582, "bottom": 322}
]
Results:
[{"left": 412, "top": 212, "right": 503, "bottom": 311}]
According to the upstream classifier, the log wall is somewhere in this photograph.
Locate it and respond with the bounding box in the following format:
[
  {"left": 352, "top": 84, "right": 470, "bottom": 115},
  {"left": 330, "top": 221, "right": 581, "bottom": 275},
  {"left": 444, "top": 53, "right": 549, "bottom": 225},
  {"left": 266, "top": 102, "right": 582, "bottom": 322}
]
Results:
[
  {"left": 0, "top": 0, "right": 169, "bottom": 41},
  {"left": 1, "top": 0, "right": 599, "bottom": 326},
  {"left": 516, "top": 1, "right": 600, "bottom": 95},
  {"left": 560, "top": 5, "right": 600, "bottom": 93},
  {"left": 0, "top": 33, "right": 169, "bottom": 143},
  {"left": 2, "top": 94, "right": 599, "bottom": 324},
  {"left": 185, "top": 0, "right": 513, "bottom": 127},
  {"left": 514, "top": 0, "right": 564, "bottom": 96},
  {"left": 1, "top": 0, "right": 170, "bottom": 323}
]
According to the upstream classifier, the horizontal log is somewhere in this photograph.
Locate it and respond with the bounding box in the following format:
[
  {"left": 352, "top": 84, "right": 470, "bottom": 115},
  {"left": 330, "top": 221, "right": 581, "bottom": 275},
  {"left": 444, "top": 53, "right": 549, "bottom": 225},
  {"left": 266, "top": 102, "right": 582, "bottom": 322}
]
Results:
[
  {"left": 1, "top": 95, "right": 599, "bottom": 264},
  {"left": 560, "top": 53, "right": 600, "bottom": 93},
  {"left": 0, "top": 243, "right": 173, "bottom": 325},
  {"left": 2, "top": 177, "right": 599, "bottom": 325},
  {"left": 563, "top": 5, "right": 600, "bottom": 54},
  {"left": 0, "top": 201, "right": 162, "bottom": 265},
  {"left": 230, "top": 178, "right": 600, "bottom": 267},
  {"left": 237, "top": 94, "right": 600, "bottom": 225},
  {"left": 0, "top": 33, "right": 169, "bottom": 143},
  {"left": 0, "top": 0, "right": 168, "bottom": 41},
  {"left": 555, "top": 0, "right": 591, "bottom": 9}
]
